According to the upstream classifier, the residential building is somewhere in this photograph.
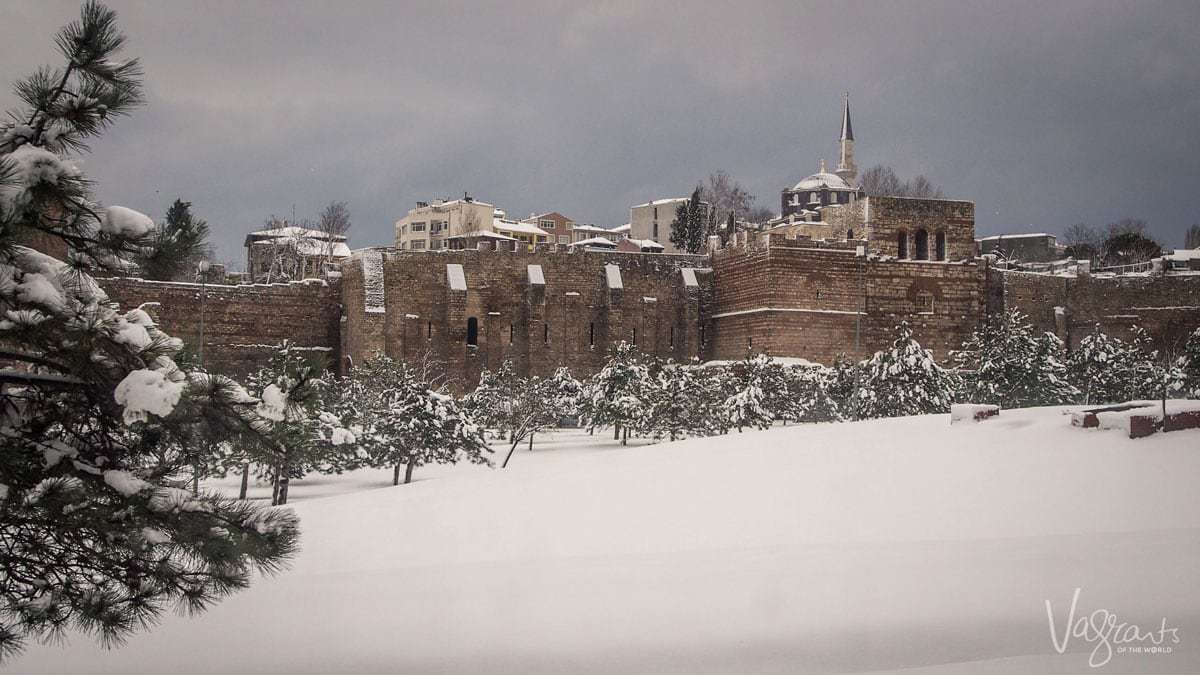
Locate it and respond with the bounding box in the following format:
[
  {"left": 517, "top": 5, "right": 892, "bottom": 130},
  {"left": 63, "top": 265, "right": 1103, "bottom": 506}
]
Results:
[
  {"left": 245, "top": 224, "right": 350, "bottom": 283},
  {"left": 630, "top": 198, "right": 710, "bottom": 254},
  {"left": 395, "top": 197, "right": 496, "bottom": 251},
  {"left": 522, "top": 212, "right": 576, "bottom": 245}
]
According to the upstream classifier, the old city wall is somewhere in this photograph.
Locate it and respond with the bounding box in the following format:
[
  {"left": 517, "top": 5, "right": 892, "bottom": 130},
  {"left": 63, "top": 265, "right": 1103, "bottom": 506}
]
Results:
[
  {"left": 994, "top": 269, "right": 1200, "bottom": 351},
  {"left": 97, "top": 277, "right": 342, "bottom": 376},
  {"left": 708, "top": 233, "right": 987, "bottom": 364},
  {"left": 340, "top": 244, "right": 711, "bottom": 391}
]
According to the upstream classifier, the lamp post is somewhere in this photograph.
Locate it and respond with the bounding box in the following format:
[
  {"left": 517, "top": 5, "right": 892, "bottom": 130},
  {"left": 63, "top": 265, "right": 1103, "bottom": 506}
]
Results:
[{"left": 196, "top": 260, "right": 210, "bottom": 367}]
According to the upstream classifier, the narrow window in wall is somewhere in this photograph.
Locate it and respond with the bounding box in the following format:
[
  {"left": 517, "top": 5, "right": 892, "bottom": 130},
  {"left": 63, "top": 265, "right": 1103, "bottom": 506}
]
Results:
[
  {"left": 699, "top": 325, "right": 706, "bottom": 346},
  {"left": 748, "top": 336, "right": 753, "bottom": 351},
  {"left": 632, "top": 327, "right": 637, "bottom": 345},
  {"left": 669, "top": 326, "right": 674, "bottom": 348},
  {"left": 509, "top": 323, "right": 514, "bottom": 345},
  {"left": 466, "top": 317, "right": 478, "bottom": 347},
  {"left": 914, "top": 229, "right": 929, "bottom": 261},
  {"left": 847, "top": 228, "right": 855, "bottom": 239},
  {"left": 589, "top": 322, "right": 595, "bottom": 347},
  {"left": 898, "top": 231, "right": 909, "bottom": 259},
  {"left": 935, "top": 231, "right": 947, "bottom": 261},
  {"left": 543, "top": 323, "right": 549, "bottom": 344},
  {"left": 427, "top": 321, "right": 432, "bottom": 339}
]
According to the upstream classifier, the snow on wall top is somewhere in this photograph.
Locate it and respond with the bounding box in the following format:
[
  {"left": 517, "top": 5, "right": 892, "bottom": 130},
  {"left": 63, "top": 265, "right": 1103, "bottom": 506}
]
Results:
[
  {"left": 447, "top": 263, "right": 467, "bottom": 291},
  {"left": 604, "top": 264, "right": 623, "bottom": 290},
  {"left": 527, "top": 264, "right": 545, "bottom": 286},
  {"left": 681, "top": 267, "right": 699, "bottom": 288},
  {"left": 360, "top": 249, "right": 386, "bottom": 314}
]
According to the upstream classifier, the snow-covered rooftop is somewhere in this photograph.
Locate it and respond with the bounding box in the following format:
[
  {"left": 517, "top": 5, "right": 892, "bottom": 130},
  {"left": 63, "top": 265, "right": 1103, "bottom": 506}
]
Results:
[
  {"left": 493, "top": 220, "right": 550, "bottom": 237},
  {"left": 977, "top": 233, "right": 1055, "bottom": 241},
  {"left": 247, "top": 225, "right": 347, "bottom": 241},
  {"left": 633, "top": 197, "right": 688, "bottom": 208},
  {"left": 573, "top": 237, "right": 618, "bottom": 248},
  {"left": 624, "top": 238, "right": 664, "bottom": 250}
]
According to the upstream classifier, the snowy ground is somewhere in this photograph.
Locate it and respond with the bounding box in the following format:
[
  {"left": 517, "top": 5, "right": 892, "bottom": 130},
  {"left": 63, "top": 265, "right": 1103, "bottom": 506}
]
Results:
[{"left": 15, "top": 407, "right": 1200, "bottom": 674}]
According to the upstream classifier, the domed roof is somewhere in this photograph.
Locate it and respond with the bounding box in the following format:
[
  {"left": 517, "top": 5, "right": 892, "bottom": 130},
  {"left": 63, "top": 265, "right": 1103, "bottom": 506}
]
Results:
[{"left": 793, "top": 172, "right": 851, "bottom": 192}]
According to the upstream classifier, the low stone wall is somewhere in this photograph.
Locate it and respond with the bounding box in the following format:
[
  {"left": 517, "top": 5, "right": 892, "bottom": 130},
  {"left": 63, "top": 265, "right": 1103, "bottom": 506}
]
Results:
[{"left": 97, "top": 277, "right": 342, "bottom": 376}]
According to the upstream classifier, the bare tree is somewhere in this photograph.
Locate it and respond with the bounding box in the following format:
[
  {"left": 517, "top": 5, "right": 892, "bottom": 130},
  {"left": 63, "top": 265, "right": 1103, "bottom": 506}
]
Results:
[
  {"left": 1186, "top": 224, "right": 1200, "bottom": 249},
  {"left": 1106, "top": 217, "right": 1148, "bottom": 238},
  {"left": 317, "top": 200, "right": 351, "bottom": 265},
  {"left": 858, "top": 164, "right": 943, "bottom": 198},
  {"left": 700, "top": 170, "right": 755, "bottom": 225}
]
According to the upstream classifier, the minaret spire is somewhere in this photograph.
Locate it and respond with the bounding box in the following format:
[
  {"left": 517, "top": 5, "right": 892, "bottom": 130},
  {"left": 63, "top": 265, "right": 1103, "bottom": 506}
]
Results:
[{"left": 835, "top": 93, "right": 857, "bottom": 187}]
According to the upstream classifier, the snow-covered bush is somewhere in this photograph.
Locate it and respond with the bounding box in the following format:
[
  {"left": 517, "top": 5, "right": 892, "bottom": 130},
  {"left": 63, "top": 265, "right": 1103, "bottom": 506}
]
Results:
[
  {"left": 852, "top": 322, "right": 959, "bottom": 419},
  {"left": 0, "top": 3, "right": 297, "bottom": 660}
]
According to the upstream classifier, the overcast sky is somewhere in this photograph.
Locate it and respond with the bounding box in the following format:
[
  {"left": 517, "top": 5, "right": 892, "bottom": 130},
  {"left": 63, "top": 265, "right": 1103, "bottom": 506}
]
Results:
[{"left": 3, "top": 1, "right": 1199, "bottom": 264}]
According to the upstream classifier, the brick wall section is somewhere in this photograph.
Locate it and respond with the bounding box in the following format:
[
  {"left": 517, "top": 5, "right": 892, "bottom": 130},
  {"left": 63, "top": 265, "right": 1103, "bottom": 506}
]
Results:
[
  {"left": 96, "top": 277, "right": 342, "bottom": 376},
  {"left": 340, "top": 244, "right": 710, "bottom": 391},
  {"left": 866, "top": 196, "right": 975, "bottom": 260},
  {"left": 338, "top": 255, "right": 387, "bottom": 372},
  {"left": 994, "top": 269, "right": 1200, "bottom": 351},
  {"left": 708, "top": 234, "right": 986, "bottom": 364}
]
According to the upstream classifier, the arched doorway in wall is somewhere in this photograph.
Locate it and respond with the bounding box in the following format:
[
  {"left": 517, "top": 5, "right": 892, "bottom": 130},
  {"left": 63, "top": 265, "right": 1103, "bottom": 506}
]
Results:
[{"left": 914, "top": 228, "right": 929, "bottom": 260}]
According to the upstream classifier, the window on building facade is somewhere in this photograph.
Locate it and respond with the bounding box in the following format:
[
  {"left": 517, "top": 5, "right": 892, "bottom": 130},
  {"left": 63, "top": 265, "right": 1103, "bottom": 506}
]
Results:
[
  {"left": 427, "top": 321, "right": 432, "bottom": 339},
  {"left": 410, "top": 240, "right": 426, "bottom": 250},
  {"left": 935, "top": 232, "right": 947, "bottom": 261},
  {"left": 914, "top": 228, "right": 929, "bottom": 260},
  {"left": 632, "top": 327, "right": 637, "bottom": 346},
  {"left": 652, "top": 222, "right": 658, "bottom": 238},
  {"left": 509, "top": 323, "right": 514, "bottom": 344},
  {"left": 898, "top": 231, "right": 909, "bottom": 258},
  {"left": 589, "top": 322, "right": 595, "bottom": 347},
  {"left": 466, "top": 317, "right": 478, "bottom": 346},
  {"left": 669, "top": 326, "right": 674, "bottom": 348},
  {"left": 540, "top": 220, "right": 554, "bottom": 230},
  {"left": 411, "top": 221, "right": 426, "bottom": 232},
  {"left": 558, "top": 235, "right": 569, "bottom": 244}
]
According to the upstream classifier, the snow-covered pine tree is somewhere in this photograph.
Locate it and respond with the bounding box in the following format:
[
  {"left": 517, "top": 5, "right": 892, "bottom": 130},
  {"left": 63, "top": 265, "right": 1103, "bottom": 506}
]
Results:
[
  {"left": 348, "top": 354, "right": 488, "bottom": 484},
  {"left": 640, "top": 359, "right": 706, "bottom": 441},
  {"left": 783, "top": 364, "right": 843, "bottom": 423},
  {"left": 823, "top": 354, "right": 861, "bottom": 420},
  {"left": 0, "top": 2, "right": 299, "bottom": 659},
  {"left": 462, "top": 359, "right": 518, "bottom": 439},
  {"left": 580, "top": 342, "right": 649, "bottom": 443},
  {"left": 953, "top": 309, "right": 1078, "bottom": 407},
  {"left": 242, "top": 342, "right": 355, "bottom": 505},
  {"left": 499, "top": 368, "right": 573, "bottom": 467},
  {"left": 1181, "top": 328, "right": 1200, "bottom": 399},
  {"left": 1067, "top": 328, "right": 1143, "bottom": 405},
  {"left": 136, "top": 198, "right": 211, "bottom": 281},
  {"left": 854, "top": 322, "right": 959, "bottom": 419},
  {"left": 722, "top": 353, "right": 789, "bottom": 431}
]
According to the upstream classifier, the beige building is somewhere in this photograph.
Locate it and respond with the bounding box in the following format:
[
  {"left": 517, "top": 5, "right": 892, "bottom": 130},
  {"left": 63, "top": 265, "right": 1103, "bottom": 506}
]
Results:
[
  {"left": 395, "top": 198, "right": 497, "bottom": 251},
  {"left": 630, "top": 198, "right": 709, "bottom": 254}
]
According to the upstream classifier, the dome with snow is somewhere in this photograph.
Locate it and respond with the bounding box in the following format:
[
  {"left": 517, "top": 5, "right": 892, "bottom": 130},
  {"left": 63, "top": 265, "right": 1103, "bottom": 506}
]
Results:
[{"left": 792, "top": 172, "right": 850, "bottom": 192}]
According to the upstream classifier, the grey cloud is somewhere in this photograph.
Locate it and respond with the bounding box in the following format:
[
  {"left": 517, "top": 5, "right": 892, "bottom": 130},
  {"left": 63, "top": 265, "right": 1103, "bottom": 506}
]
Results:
[{"left": 2, "top": 0, "right": 1198, "bottom": 263}]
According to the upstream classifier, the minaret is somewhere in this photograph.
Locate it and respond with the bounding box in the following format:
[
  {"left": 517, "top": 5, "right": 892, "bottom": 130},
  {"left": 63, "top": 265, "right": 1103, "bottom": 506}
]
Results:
[{"left": 835, "top": 94, "right": 857, "bottom": 187}]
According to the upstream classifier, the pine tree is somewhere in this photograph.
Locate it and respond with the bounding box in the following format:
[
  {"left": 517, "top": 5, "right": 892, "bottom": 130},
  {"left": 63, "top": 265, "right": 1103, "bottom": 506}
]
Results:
[
  {"left": 668, "top": 187, "right": 708, "bottom": 254},
  {"left": 783, "top": 364, "right": 843, "bottom": 423},
  {"left": 580, "top": 342, "right": 649, "bottom": 444},
  {"left": 0, "top": 3, "right": 298, "bottom": 659},
  {"left": 953, "top": 310, "right": 1078, "bottom": 408},
  {"left": 1181, "top": 328, "right": 1200, "bottom": 399},
  {"left": 1066, "top": 328, "right": 1156, "bottom": 405},
  {"left": 722, "top": 354, "right": 789, "bottom": 431},
  {"left": 854, "top": 323, "right": 959, "bottom": 419},
  {"left": 136, "top": 199, "right": 211, "bottom": 281},
  {"left": 640, "top": 359, "right": 709, "bottom": 441},
  {"left": 347, "top": 355, "right": 488, "bottom": 485}
]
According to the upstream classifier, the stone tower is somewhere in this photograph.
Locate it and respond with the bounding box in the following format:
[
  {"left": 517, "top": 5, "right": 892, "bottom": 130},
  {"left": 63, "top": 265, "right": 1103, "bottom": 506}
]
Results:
[{"left": 834, "top": 95, "right": 857, "bottom": 187}]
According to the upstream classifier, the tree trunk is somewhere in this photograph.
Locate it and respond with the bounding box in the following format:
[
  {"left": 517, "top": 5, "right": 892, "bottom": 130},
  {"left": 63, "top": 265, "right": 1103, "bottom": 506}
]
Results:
[
  {"left": 192, "top": 466, "right": 199, "bottom": 495},
  {"left": 622, "top": 428, "right": 628, "bottom": 445},
  {"left": 239, "top": 462, "right": 250, "bottom": 500},
  {"left": 613, "top": 425, "right": 620, "bottom": 440},
  {"left": 270, "top": 464, "right": 280, "bottom": 506},
  {"left": 528, "top": 431, "right": 534, "bottom": 452},
  {"left": 405, "top": 460, "right": 415, "bottom": 484},
  {"left": 393, "top": 463, "right": 401, "bottom": 486},
  {"left": 502, "top": 438, "right": 521, "bottom": 468},
  {"left": 277, "top": 459, "right": 291, "bottom": 505}
]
